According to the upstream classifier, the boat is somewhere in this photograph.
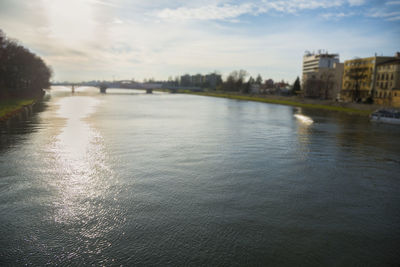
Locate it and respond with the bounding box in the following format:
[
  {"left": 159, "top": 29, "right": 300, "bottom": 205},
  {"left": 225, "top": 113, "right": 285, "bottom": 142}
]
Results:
[{"left": 370, "top": 109, "right": 400, "bottom": 125}]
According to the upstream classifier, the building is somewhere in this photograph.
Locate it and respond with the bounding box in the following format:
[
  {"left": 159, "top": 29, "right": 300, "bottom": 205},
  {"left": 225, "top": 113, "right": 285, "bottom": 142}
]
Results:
[
  {"left": 204, "top": 73, "right": 222, "bottom": 89},
  {"left": 180, "top": 73, "right": 222, "bottom": 89},
  {"left": 340, "top": 55, "right": 394, "bottom": 102},
  {"left": 191, "top": 74, "right": 203, "bottom": 87},
  {"left": 302, "top": 51, "right": 343, "bottom": 99},
  {"left": 373, "top": 54, "right": 400, "bottom": 107},
  {"left": 180, "top": 74, "right": 192, "bottom": 86},
  {"left": 302, "top": 50, "right": 340, "bottom": 75}
]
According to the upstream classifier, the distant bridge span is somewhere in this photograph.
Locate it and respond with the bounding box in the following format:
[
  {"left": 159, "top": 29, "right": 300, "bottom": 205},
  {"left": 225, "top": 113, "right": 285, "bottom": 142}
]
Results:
[
  {"left": 98, "top": 84, "right": 155, "bottom": 94},
  {"left": 68, "top": 83, "right": 201, "bottom": 94}
]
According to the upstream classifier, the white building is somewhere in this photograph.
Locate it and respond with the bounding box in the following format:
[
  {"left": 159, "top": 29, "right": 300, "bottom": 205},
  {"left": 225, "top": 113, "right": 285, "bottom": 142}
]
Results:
[
  {"left": 302, "top": 50, "right": 343, "bottom": 100},
  {"left": 302, "top": 50, "right": 339, "bottom": 74}
]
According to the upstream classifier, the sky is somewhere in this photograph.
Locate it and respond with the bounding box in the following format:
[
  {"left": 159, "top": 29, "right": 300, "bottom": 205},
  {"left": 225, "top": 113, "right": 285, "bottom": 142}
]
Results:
[{"left": 0, "top": 0, "right": 399, "bottom": 83}]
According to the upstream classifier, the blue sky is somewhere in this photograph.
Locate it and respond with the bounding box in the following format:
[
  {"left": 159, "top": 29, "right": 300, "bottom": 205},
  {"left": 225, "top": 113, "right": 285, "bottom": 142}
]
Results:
[{"left": 0, "top": 0, "right": 399, "bottom": 82}]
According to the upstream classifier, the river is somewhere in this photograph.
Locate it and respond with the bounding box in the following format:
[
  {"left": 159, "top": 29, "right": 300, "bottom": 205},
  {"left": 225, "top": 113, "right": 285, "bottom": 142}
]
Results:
[{"left": 1, "top": 86, "right": 399, "bottom": 266}]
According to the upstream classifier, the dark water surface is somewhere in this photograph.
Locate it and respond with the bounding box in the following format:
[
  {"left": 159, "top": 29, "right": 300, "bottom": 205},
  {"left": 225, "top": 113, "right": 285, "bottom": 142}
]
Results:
[{"left": 1, "top": 86, "right": 399, "bottom": 266}]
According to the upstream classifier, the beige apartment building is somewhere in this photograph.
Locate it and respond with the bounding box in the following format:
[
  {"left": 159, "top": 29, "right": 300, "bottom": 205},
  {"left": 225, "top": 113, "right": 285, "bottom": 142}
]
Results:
[
  {"left": 340, "top": 55, "right": 394, "bottom": 102},
  {"left": 373, "top": 55, "right": 400, "bottom": 107}
]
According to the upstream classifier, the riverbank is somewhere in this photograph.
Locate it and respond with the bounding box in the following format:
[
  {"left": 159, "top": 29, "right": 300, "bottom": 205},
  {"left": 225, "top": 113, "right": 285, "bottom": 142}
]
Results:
[
  {"left": 0, "top": 99, "right": 36, "bottom": 122},
  {"left": 186, "top": 92, "right": 378, "bottom": 115}
]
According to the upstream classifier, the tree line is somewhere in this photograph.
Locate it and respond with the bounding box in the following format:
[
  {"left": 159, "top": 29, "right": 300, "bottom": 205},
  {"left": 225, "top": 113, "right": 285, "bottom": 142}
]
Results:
[
  {"left": 0, "top": 30, "right": 52, "bottom": 99},
  {"left": 218, "top": 69, "right": 300, "bottom": 95}
]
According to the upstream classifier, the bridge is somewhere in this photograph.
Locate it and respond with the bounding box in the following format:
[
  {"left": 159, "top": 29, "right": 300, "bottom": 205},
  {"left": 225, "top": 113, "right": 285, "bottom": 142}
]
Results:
[
  {"left": 66, "top": 81, "right": 203, "bottom": 94},
  {"left": 99, "top": 83, "right": 156, "bottom": 94}
]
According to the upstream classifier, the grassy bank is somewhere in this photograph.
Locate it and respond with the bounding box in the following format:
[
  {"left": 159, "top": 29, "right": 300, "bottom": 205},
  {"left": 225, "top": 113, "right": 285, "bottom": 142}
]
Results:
[
  {"left": 0, "top": 99, "right": 35, "bottom": 120},
  {"left": 186, "top": 92, "right": 375, "bottom": 116}
]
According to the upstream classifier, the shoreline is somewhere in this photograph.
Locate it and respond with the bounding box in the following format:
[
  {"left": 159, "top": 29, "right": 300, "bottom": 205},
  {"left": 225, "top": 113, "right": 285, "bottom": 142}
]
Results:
[
  {"left": 0, "top": 99, "right": 36, "bottom": 123},
  {"left": 185, "top": 92, "right": 379, "bottom": 116}
]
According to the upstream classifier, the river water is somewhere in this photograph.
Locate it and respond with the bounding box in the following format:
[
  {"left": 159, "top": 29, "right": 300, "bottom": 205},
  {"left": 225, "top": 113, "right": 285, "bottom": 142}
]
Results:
[{"left": 1, "top": 86, "right": 399, "bottom": 266}]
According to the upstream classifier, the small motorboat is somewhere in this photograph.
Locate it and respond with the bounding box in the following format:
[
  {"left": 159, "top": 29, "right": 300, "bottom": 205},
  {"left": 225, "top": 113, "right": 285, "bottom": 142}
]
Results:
[{"left": 370, "top": 109, "right": 400, "bottom": 125}]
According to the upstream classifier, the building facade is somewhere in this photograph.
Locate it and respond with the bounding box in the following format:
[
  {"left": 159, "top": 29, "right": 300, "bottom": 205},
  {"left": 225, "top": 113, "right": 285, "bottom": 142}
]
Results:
[
  {"left": 180, "top": 73, "right": 222, "bottom": 89},
  {"left": 340, "top": 56, "right": 394, "bottom": 102},
  {"left": 373, "top": 57, "right": 400, "bottom": 107},
  {"left": 302, "top": 51, "right": 340, "bottom": 75}
]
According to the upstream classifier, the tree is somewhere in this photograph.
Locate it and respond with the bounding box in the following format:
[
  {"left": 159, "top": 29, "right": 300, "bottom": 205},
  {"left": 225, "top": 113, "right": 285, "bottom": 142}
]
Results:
[
  {"left": 243, "top": 76, "right": 255, "bottom": 94},
  {"left": 346, "top": 67, "right": 368, "bottom": 102},
  {"left": 304, "top": 76, "right": 323, "bottom": 98},
  {"left": 219, "top": 69, "right": 249, "bottom": 92},
  {"left": 0, "top": 30, "right": 51, "bottom": 98},
  {"left": 292, "top": 76, "right": 301, "bottom": 95},
  {"left": 255, "top": 74, "right": 263, "bottom": 85},
  {"left": 303, "top": 73, "right": 334, "bottom": 99}
]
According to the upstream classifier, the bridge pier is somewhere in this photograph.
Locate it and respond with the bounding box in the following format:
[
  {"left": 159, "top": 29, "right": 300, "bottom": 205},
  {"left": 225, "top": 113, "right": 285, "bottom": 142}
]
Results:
[
  {"left": 146, "top": 89, "right": 153, "bottom": 94},
  {"left": 100, "top": 85, "right": 107, "bottom": 93}
]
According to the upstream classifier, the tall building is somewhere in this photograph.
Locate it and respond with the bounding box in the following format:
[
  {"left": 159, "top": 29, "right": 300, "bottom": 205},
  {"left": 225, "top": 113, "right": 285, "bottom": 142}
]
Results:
[
  {"left": 204, "top": 73, "right": 222, "bottom": 89},
  {"left": 340, "top": 55, "right": 394, "bottom": 102},
  {"left": 180, "top": 73, "right": 222, "bottom": 89},
  {"left": 191, "top": 74, "right": 204, "bottom": 87},
  {"left": 302, "top": 51, "right": 340, "bottom": 75},
  {"left": 180, "top": 74, "right": 192, "bottom": 86},
  {"left": 373, "top": 53, "right": 400, "bottom": 107},
  {"left": 302, "top": 51, "right": 343, "bottom": 99}
]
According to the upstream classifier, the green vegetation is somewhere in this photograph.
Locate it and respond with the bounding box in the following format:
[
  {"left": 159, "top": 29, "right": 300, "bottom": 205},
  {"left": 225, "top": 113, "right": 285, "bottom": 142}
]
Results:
[
  {"left": 0, "top": 29, "right": 50, "bottom": 121},
  {"left": 0, "top": 99, "right": 34, "bottom": 119},
  {"left": 0, "top": 99, "right": 35, "bottom": 117},
  {"left": 187, "top": 92, "right": 373, "bottom": 116},
  {"left": 292, "top": 76, "right": 301, "bottom": 94}
]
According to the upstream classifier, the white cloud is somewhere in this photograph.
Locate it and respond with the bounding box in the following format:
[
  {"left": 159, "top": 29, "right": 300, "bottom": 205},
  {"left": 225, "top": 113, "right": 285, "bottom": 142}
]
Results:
[
  {"left": 386, "top": 1, "right": 400, "bottom": 5},
  {"left": 321, "top": 12, "right": 355, "bottom": 19},
  {"left": 155, "top": 0, "right": 347, "bottom": 21},
  {"left": 155, "top": 3, "right": 254, "bottom": 20},
  {"left": 369, "top": 10, "right": 400, "bottom": 20},
  {"left": 348, "top": 0, "right": 365, "bottom": 6}
]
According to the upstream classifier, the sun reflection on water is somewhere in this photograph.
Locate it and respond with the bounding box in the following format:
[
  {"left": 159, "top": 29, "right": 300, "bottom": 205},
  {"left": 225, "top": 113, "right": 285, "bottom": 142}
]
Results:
[{"left": 50, "top": 96, "right": 115, "bottom": 233}]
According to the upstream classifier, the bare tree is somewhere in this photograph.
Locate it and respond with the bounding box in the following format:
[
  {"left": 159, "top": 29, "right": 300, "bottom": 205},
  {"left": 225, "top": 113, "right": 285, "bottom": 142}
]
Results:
[
  {"left": 0, "top": 30, "right": 51, "bottom": 98},
  {"left": 345, "top": 66, "right": 368, "bottom": 102}
]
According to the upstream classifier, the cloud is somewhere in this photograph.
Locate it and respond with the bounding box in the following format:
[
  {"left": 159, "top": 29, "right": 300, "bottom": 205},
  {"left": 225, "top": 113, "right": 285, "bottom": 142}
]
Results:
[
  {"left": 321, "top": 12, "right": 355, "bottom": 20},
  {"left": 155, "top": 3, "right": 254, "bottom": 20},
  {"left": 347, "top": 0, "right": 365, "bottom": 6},
  {"left": 257, "top": 0, "right": 344, "bottom": 14},
  {"left": 154, "top": 0, "right": 350, "bottom": 21},
  {"left": 369, "top": 10, "right": 400, "bottom": 20},
  {"left": 386, "top": 1, "right": 400, "bottom": 5}
]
